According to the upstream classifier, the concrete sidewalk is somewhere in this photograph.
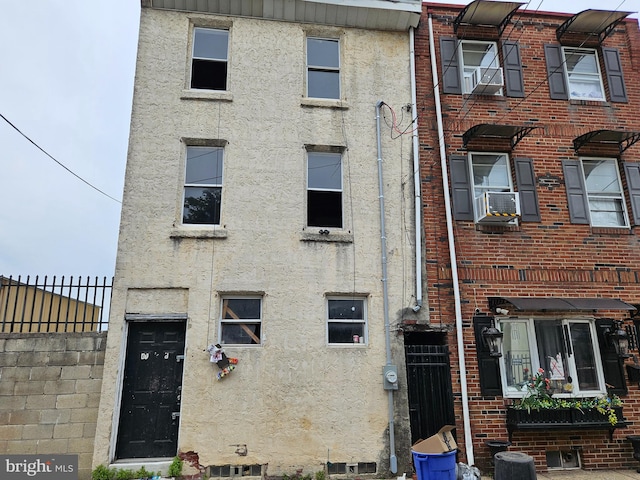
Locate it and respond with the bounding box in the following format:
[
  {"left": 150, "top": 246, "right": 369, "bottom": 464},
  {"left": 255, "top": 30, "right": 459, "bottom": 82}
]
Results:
[{"left": 481, "top": 469, "right": 640, "bottom": 479}]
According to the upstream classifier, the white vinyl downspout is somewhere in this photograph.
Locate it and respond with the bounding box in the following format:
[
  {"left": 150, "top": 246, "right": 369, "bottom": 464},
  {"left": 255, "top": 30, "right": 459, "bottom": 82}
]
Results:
[
  {"left": 410, "top": 27, "right": 423, "bottom": 312},
  {"left": 427, "top": 14, "right": 475, "bottom": 465}
]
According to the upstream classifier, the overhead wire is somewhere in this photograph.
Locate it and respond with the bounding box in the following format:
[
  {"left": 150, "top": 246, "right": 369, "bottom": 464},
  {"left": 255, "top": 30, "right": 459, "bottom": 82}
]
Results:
[{"left": 0, "top": 112, "right": 122, "bottom": 204}]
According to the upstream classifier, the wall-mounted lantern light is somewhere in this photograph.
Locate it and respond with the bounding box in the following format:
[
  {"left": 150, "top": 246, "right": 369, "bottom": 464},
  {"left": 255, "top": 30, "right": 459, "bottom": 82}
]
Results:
[
  {"left": 608, "top": 320, "right": 631, "bottom": 358},
  {"left": 482, "top": 319, "right": 504, "bottom": 358}
]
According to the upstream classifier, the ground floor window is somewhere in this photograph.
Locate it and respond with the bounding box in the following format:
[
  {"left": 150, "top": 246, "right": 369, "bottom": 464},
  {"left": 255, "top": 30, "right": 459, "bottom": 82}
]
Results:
[
  {"left": 498, "top": 317, "right": 605, "bottom": 397},
  {"left": 220, "top": 297, "right": 262, "bottom": 345},
  {"left": 327, "top": 297, "right": 366, "bottom": 345}
]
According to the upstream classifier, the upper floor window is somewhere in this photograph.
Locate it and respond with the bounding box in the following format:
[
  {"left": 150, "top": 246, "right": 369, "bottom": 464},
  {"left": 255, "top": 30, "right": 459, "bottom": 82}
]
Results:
[
  {"left": 307, "top": 38, "right": 340, "bottom": 99},
  {"left": 449, "top": 153, "right": 540, "bottom": 223},
  {"left": 307, "top": 151, "right": 342, "bottom": 228},
  {"left": 471, "top": 153, "right": 512, "bottom": 198},
  {"left": 460, "top": 40, "right": 502, "bottom": 95},
  {"left": 183, "top": 146, "right": 223, "bottom": 225},
  {"left": 327, "top": 297, "right": 366, "bottom": 345},
  {"left": 562, "top": 48, "right": 604, "bottom": 101},
  {"left": 499, "top": 318, "right": 605, "bottom": 398},
  {"left": 191, "top": 27, "right": 228, "bottom": 90},
  {"left": 580, "top": 158, "right": 627, "bottom": 227},
  {"left": 220, "top": 297, "right": 262, "bottom": 345},
  {"left": 545, "top": 44, "right": 627, "bottom": 103}
]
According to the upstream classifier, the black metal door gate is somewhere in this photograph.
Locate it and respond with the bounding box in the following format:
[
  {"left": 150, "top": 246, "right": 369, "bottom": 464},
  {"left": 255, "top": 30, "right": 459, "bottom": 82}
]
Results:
[{"left": 405, "top": 344, "right": 456, "bottom": 444}]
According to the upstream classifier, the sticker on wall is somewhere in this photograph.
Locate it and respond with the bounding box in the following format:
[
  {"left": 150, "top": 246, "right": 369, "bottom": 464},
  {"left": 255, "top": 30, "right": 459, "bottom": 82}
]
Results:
[{"left": 206, "top": 343, "right": 239, "bottom": 380}]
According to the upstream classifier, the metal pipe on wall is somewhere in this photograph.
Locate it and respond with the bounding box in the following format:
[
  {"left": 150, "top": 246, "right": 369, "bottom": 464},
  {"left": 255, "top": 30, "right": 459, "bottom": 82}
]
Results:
[
  {"left": 375, "top": 100, "right": 397, "bottom": 474},
  {"left": 427, "top": 13, "right": 475, "bottom": 465}
]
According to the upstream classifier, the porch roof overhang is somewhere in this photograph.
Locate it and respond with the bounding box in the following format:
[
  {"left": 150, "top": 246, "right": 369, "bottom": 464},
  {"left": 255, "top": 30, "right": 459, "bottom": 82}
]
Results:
[
  {"left": 453, "top": 0, "right": 524, "bottom": 36},
  {"left": 462, "top": 123, "right": 537, "bottom": 149},
  {"left": 573, "top": 129, "right": 640, "bottom": 155},
  {"left": 489, "top": 296, "right": 637, "bottom": 312},
  {"left": 556, "top": 9, "right": 633, "bottom": 44},
  {"left": 141, "top": 0, "right": 422, "bottom": 31}
]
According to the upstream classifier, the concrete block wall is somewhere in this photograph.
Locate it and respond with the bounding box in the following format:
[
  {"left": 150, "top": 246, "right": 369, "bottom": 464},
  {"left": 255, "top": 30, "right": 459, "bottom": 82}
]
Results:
[{"left": 0, "top": 332, "right": 107, "bottom": 480}]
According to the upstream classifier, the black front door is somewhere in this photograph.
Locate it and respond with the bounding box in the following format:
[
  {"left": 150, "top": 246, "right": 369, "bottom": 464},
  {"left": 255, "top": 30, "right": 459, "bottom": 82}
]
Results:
[{"left": 116, "top": 321, "right": 186, "bottom": 459}]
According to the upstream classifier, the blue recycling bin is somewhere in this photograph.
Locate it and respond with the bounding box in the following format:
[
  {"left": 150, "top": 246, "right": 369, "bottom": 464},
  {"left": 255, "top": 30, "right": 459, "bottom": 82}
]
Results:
[{"left": 412, "top": 449, "right": 456, "bottom": 480}]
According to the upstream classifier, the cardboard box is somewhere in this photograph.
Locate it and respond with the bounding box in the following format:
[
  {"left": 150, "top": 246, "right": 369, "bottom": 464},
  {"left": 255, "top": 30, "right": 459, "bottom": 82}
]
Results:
[{"left": 411, "top": 426, "right": 457, "bottom": 454}]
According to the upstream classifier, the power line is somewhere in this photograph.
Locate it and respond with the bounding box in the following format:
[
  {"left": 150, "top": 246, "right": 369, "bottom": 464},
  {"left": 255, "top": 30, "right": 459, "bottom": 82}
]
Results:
[{"left": 0, "top": 112, "right": 122, "bottom": 204}]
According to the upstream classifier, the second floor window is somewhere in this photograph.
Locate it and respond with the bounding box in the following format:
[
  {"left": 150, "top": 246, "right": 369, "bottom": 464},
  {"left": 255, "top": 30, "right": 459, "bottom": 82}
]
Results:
[
  {"left": 307, "top": 37, "right": 340, "bottom": 99},
  {"left": 307, "top": 152, "right": 342, "bottom": 228},
  {"left": 191, "top": 27, "right": 228, "bottom": 90},
  {"left": 471, "top": 153, "right": 512, "bottom": 198},
  {"left": 562, "top": 48, "right": 604, "bottom": 101},
  {"left": 183, "top": 146, "right": 223, "bottom": 225},
  {"left": 580, "top": 158, "right": 627, "bottom": 227}
]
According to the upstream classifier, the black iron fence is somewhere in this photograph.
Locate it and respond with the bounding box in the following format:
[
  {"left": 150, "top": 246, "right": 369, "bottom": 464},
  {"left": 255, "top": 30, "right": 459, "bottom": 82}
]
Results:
[{"left": 0, "top": 275, "right": 113, "bottom": 333}]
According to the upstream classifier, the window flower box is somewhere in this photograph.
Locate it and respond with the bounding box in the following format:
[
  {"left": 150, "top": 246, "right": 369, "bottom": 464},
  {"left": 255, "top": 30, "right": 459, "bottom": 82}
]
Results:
[{"left": 506, "top": 406, "right": 625, "bottom": 441}]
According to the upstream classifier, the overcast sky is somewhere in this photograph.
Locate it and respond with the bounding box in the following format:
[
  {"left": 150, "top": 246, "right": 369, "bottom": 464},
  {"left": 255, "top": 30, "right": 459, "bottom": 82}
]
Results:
[{"left": 0, "top": 1, "right": 637, "bottom": 280}]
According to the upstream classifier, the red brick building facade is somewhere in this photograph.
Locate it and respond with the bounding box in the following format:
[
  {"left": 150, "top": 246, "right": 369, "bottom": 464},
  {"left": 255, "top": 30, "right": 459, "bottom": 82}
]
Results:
[{"left": 415, "top": 1, "right": 640, "bottom": 472}]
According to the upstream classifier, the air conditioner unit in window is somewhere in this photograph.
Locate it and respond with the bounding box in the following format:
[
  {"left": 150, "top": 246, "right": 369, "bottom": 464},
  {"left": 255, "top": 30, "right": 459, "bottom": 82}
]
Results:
[
  {"left": 471, "top": 67, "right": 504, "bottom": 94},
  {"left": 475, "top": 191, "right": 520, "bottom": 223}
]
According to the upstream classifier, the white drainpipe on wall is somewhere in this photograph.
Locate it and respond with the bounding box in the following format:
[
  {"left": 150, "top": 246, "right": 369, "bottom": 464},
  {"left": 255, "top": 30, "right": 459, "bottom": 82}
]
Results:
[
  {"left": 427, "top": 14, "right": 475, "bottom": 465},
  {"left": 410, "top": 27, "right": 423, "bottom": 312}
]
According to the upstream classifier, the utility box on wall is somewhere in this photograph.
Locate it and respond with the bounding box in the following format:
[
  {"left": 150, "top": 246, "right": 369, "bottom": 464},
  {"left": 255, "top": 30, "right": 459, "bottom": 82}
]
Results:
[{"left": 383, "top": 365, "right": 399, "bottom": 390}]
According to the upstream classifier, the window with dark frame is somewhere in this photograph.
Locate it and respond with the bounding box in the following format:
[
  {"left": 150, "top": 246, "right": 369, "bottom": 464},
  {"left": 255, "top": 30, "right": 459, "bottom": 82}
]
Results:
[
  {"left": 220, "top": 297, "right": 262, "bottom": 345},
  {"left": 327, "top": 298, "right": 366, "bottom": 344},
  {"left": 182, "top": 146, "right": 223, "bottom": 225},
  {"left": 307, "top": 152, "right": 343, "bottom": 228},
  {"left": 191, "top": 27, "right": 229, "bottom": 90},
  {"left": 307, "top": 37, "right": 340, "bottom": 99}
]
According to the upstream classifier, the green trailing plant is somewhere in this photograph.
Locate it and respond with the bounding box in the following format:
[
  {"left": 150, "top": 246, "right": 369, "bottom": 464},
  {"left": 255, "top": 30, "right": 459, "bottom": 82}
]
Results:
[
  {"left": 168, "top": 457, "right": 184, "bottom": 478},
  {"left": 512, "top": 368, "right": 623, "bottom": 425},
  {"left": 92, "top": 465, "right": 117, "bottom": 480},
  {"left": 314, "top": 471, "right": 326, "bottom": 480}
]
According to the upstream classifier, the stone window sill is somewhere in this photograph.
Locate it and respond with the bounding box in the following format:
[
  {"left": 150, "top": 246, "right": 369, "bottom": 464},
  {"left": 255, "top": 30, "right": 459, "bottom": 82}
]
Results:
[
  {"left": 170, "top": 228, "right": 228, "bottom": 239},
  {"left": 300, "top": 230, "right": 353, "bottom": 243},
  {"left": 180, "top": 90, "right": 233, "bottom": 102}
]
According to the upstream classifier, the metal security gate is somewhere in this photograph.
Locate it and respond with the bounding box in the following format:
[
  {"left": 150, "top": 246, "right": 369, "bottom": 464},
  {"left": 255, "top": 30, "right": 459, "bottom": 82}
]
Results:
[{"left": 405, "top": 344, "right": 455, "bottom": 444}]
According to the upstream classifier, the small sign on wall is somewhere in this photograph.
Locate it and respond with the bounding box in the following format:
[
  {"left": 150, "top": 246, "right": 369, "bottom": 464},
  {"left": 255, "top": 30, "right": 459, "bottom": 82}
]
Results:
[{"left": 1, "top": 455, "right": 78, "bottom": 480}]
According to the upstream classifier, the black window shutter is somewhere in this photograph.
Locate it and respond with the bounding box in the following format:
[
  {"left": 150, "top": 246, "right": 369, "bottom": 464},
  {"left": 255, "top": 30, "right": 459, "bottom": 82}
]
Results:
[
  {"left": 544, "top": 44, "right": 569, "bottom": 100},
  {"left": 602, "top": 47, "right": 628, "bottom": 103},
  {"left": 449, "top": 155, "right": 474, "bottom": 220},
  {"left": 473, "top": 316, "right": 503, "bottom": 397},
  {"left": 502, "top": 41, "right": 524, "bottom": 98},
  {"left": 595, "top": 318, "right": 628, "bottom": 396},
  {"left": 440, "top": 37, "right": 462, "bottom": 94},
  {"left": 514, "top": 157, "right": 540, "bottom": 222},
  {"left": 623, "top": 162, "right": 640, "bottom": 225},
  {"left": 562, "top": 160, "right": 590, "bottom": 224}
]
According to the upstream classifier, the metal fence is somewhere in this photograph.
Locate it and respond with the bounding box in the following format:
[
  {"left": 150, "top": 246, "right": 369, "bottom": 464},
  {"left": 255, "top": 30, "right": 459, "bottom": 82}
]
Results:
[{"left": 0, "top": 275, "right": 113, "bottom": 333}]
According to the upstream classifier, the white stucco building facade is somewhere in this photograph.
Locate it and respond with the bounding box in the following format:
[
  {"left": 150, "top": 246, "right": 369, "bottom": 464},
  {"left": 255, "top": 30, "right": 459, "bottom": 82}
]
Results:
[{"left": 94, "top": 1, "right": 424, "bottom": 477}]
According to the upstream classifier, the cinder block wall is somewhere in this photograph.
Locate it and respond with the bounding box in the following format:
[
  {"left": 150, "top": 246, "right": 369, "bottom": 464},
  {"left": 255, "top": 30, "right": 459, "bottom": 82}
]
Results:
[{"left": 0, "top": 332, "right": 107, "bottom": 480}]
